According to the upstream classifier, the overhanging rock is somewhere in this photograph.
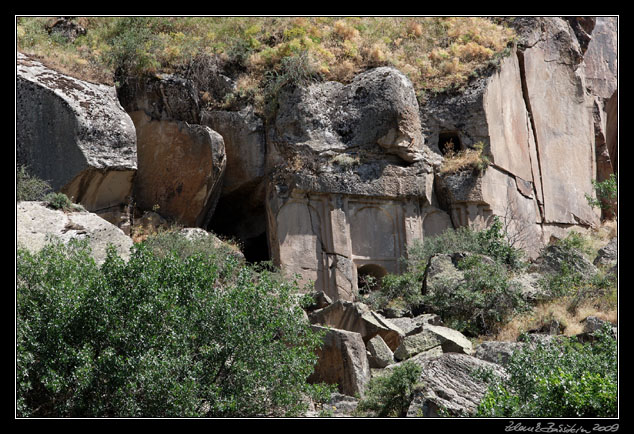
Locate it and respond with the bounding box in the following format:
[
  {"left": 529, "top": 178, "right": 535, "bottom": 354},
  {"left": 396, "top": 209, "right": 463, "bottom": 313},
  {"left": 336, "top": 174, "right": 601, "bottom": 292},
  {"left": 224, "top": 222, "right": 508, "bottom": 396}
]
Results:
[{"left": 16, "top": 52, "right": 137, "bottom": 224}]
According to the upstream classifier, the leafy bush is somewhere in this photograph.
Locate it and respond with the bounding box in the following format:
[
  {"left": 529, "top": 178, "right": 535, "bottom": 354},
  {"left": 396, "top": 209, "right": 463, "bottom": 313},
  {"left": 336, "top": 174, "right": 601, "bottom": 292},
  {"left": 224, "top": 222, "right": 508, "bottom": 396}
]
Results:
[
  {"left": 407, "top": 216, "right": 525, "bottom": 272},
  {"left": 142, "top": 229, "right": 242, "bottom": 262},
  {"left": 16, "top": 238, "right": 329, "bottom": 417},
  {"left": 16, "top": 165, "right": 52, "bottom": 202},
  {"left": 355, "top": 361, "right": 423, "bottom": 417},
  {"left": 362, "top": 272, "right": 423, "bottom": 316},
  {"left": 586, "top": 173, "right": 617, "bottom": 211},
  {"left": 421, "top": 255, "right": 529, "bottom": 336},
  {"left": 538, "top": 232, "right": 615, "bottom": 302},
  {"left": 362, "top": 218, "right": 527, "bottom": 329},
  {"left": 476, "top": 324, "right": 617, "bottom": 417}
]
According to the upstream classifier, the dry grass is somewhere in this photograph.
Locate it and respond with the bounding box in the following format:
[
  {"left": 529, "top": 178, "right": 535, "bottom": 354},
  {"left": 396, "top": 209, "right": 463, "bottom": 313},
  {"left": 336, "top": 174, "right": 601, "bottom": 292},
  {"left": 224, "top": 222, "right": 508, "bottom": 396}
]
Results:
[
  {"left": 17, "top": 17, "right": 516, "bottom": 100},
  {"left": 439, "top": 141, "right": 490, "bottom": 175},
  {"left": 492, "top": 296, "right": 617, "bottom": 342}
]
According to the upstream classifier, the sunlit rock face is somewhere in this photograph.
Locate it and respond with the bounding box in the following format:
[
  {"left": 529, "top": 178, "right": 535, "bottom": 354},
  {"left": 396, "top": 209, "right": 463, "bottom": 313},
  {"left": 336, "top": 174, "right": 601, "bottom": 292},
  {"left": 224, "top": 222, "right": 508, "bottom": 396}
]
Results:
[{"left": 16, "top": 52, "right": 137, "bottom": 225}]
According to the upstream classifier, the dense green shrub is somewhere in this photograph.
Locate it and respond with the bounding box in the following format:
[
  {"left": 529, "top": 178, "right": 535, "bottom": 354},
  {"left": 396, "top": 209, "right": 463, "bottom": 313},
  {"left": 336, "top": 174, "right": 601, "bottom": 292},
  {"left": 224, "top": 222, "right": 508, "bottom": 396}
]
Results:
[
  {"left": 476, "top": 325, "right": 617, "bottom": 417},
  {"left": 103, "top": 17, "right": 164, "bottom": 77},
  {"left": 16, "top": 238, "right": 330, "bottom": 417},
  {"left": 355, "top": 361, "right": 423, "bottom": 417},
  {"left": 407, "top": 216, "right": 525, "bottom": 272},
  {"left": 364, "top": 218, "right": 527, "bottom": 332},
  {"left": 16, "top": 165, "right": 52, "bottom": 202},
  {"left": 421, "top": 255, "right": 529, "bottom": 336},
  {"left": 362, "top": 272, "right": 424, "bottom": 316},
  {"left": 538, "top": 232, "right": 616, "bottom": 303},
  {"left": 142, "top": 229, "right": 240, "bottom": 262}
]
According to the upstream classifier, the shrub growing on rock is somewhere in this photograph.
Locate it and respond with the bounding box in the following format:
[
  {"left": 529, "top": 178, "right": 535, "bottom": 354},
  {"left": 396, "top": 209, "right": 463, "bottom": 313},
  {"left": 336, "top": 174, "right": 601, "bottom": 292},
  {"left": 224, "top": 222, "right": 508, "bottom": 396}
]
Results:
[
  {"left": 16, "top": 238, "right": 329, "bottom": 417},
  {"left": 422, "top": 255, "right": 529, "bottom": 336},
  {"left": 16, "top": 165, "right": 52, "bottom": 202},
  {"left": 355, "top": 361, "right": 423, "bottom": 417}
]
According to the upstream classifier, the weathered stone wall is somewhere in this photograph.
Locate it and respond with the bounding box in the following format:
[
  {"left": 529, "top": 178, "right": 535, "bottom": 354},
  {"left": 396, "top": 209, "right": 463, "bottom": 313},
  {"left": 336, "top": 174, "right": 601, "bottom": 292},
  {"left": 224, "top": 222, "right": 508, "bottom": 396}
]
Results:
[
  {"left": 117, "top": 74, "right": 226, "bottom": 228},
  {"left": 266, "top": 187, "right": 451, "bottom": 301}
]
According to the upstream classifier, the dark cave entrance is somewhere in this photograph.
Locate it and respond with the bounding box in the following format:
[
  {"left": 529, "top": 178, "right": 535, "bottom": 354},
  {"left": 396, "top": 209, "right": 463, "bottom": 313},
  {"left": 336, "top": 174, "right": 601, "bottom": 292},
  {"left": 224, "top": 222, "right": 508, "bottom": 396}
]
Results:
[
  {"left": 242, "top": 232, "right": 270, "bottom": 264},
  {"left": 207, "top": 187, "right": 270, "bottom": 264},
  {"left": 438, "top": 131, "right": 463, "bottom": 156}
]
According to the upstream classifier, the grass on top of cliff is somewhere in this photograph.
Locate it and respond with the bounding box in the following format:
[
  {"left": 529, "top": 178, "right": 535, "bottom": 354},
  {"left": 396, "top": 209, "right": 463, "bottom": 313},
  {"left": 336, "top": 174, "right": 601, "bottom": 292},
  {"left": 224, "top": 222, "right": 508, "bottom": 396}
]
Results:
[{"left": 17, "top": 16, "right": 516, "bottom": 107}]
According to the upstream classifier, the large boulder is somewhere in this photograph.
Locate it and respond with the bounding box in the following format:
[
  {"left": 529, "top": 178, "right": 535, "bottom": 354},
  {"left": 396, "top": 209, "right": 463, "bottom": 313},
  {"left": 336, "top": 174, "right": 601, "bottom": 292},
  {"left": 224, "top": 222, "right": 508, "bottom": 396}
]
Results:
[
  {"left": 16, "top": 201, "right": 133, "bottom": 264},
  {"left": 393, "top": 324, "right": 473, "bottom": 361},
  {"left": 406, "top": 353, "right": 507, "bottom": 417},
  {"left": 16, "top": 52, "right": 137, "bottom": 222},
  {"left": 308, "top": 300, "right": 404, "bottom": 351},
  {"left": 421, "top": 253, "right": 466, "bottom": 297},
  {"left": 474, "top": 341, "right": 526, "bottom": 366},
  {"left": 129, "top": 111, "right": 226, "bottom": 227},
  {"left": 269, "top": 66, "right": 426, "bottom": 165},
  {"left": 116, "top": 73, "right": 201, "bottom": 124},
  {"left": 593, "top": 237, "right": 617, "bottom": 268},
  {"left": 531, "top": 243, "right": 598, "bottom": 278},
  {"left": 117, "top": 73, "right": 226, "bottom": 228},
  {"left": 366, "top": 335, "right": 395, "bottom": 369},
  {"left": 308, "top": 326, "right": 371, "bottom": 397},
  {"left": 393, "top": 328, "right": 443, "bottom": 361},
  {"left": 265, "top": 67, "right": 446, "bottom": 300}
]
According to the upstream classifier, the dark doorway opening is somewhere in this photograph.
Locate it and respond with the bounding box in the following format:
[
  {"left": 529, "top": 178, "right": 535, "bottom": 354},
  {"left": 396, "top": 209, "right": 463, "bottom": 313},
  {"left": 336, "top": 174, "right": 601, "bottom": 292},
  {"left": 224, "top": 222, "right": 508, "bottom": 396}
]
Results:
[
  {"left": 242, "top": 232, "right": 270, "bottom": 264},
  {"left": 438, "top": 131, "right": 462, "bottom": 156},
  {"left": 207, "top": 186, "right": 270, "bottom": 264},
  {"left": 357, "top": 263, "right": 388, "bottom": 294}
]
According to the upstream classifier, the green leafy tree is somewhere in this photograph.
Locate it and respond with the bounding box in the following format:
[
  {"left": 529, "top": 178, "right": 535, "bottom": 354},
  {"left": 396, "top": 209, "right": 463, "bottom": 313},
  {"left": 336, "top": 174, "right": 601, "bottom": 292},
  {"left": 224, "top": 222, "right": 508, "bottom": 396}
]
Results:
[
  {"left": 17, "top": 237, "right": 329, "bottom": 417},
  {"left": 476, "top": 325, "right": 617, "bottom": 417}
]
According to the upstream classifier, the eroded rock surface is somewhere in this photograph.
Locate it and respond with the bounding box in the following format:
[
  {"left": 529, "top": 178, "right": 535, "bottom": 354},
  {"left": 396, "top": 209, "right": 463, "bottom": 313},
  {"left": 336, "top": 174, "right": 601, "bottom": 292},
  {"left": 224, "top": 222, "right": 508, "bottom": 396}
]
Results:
[
  {"left": 16, "top": 52, "right": 137, "bottom": 221},
  {"left": 308, "top": 326, "right": 371, "bottom": 397},
  {"left": 130, "top": 111, "right": 226, "bottom": 227},
  {"left": 406, "top": 353, "right": 507, "bottom": 417},
  {"left": 17, "top": 201, "right": 133, "bottom": 264}
]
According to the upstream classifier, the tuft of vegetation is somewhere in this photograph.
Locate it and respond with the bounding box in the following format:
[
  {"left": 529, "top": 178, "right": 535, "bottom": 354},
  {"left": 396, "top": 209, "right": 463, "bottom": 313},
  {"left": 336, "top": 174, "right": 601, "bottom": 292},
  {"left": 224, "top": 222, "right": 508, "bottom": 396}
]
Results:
[
  {"left": 476, "top": 324, "right": 617, "bottom": 417},
  {"left": 439, "top": 141, "right": 490, "bottom": 175},
  {"left": 41, "top": 192, "right": 86, "bottom": 212},
  {"left": 409, "top": 216, "right": 526, "bottom": 271},
  {"left": 331, "top": 153, "right": 361, "bottom": 168},
  {"left": 586, "top": 173, "right": 617, "bottom": 211},
  {"left": 355, "top": 361, "right": 423, "bottom": 417},
  {"left": 16, "top": 236, "right": 332, "bottom": 417},
  {"left": 422, "top": 254, "right": 529, "bottom": 336},
  {"left": 16, "top": 165, "right": 52, "bottom": 202},
  {"left": 17, "top": 17, "right": 516, "bottom": 113}
]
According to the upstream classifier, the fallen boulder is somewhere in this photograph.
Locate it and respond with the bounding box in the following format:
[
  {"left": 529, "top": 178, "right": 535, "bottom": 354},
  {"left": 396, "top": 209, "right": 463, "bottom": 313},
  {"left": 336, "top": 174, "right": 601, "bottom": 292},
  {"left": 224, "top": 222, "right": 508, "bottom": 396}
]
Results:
[
  {"left": 16, "top": 201, "right": 133, "bottom": 265},
  {"left": 308, "top": 300, "right": 404, "bottom": 351},
  {"left": 308, "top": 326, "right": 371, "bottom": 397},
  {"left": 406, "top": 353, "right": 507, "bottom": 417}
]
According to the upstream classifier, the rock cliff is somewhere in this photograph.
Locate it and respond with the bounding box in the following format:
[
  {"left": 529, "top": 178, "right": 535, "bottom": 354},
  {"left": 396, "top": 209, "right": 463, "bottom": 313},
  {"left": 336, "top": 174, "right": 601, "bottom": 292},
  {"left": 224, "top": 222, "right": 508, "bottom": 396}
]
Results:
[
  {"left": 16, "top": 17, "right": 617, "bottom": 301},
  {"left": 15, "top": 16, "right": 618, "bottom": 417}
]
